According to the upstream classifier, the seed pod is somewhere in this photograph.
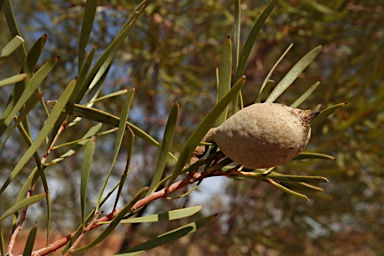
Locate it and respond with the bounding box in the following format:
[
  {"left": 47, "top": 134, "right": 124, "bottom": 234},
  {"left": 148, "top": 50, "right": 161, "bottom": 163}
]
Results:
[{"left": 205, "top": 103, "right": 318, "bottom": 168}]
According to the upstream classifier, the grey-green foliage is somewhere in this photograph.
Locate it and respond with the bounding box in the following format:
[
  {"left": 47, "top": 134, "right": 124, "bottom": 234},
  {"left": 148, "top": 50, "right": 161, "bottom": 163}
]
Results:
[{"left": 0, "top": 0, "right": 357, "bottom": 255}]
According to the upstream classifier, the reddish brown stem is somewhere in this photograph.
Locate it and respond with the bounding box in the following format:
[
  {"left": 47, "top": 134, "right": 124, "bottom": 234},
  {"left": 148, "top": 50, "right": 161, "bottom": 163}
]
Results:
[{"left": 30, "top": 168, "right": 236, "bottom": 256}]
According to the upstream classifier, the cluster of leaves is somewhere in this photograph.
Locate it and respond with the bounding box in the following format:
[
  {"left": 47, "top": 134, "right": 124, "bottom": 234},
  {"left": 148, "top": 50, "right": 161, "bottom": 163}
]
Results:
[{"left": 0, "top": 0, "right": 348, "bottom": 255}]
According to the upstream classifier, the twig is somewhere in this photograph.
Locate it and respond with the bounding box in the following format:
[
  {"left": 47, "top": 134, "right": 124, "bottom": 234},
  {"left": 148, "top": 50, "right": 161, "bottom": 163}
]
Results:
[
  {"left": 30, "top": 169, "right": 234, "bottom": 256},
  {"left": 65, "top": 212, "right": 101, "bottom": 255},
  {"left": 8, "top": 121, "right": 67, "bottom": 255}
]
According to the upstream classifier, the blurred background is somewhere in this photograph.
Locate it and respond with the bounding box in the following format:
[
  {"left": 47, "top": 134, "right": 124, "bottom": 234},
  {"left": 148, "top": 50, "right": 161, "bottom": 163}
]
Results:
[{"left": 0, "top": 0, "right": 383, "bottom": 255}]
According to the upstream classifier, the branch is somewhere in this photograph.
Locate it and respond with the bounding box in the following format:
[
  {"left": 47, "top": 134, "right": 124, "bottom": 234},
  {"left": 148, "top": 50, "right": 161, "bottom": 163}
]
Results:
[
  {"left": 31, "top": 168, "right": 235, "bottom": 256},
  {"left": 8, "top": 121, "right": 67, "bottom": 256}
]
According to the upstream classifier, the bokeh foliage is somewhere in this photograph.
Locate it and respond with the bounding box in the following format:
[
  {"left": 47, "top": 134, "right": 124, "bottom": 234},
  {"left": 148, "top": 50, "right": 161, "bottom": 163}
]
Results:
[{"left": 0, "top": 0, "right": 383, "bottom": 255}]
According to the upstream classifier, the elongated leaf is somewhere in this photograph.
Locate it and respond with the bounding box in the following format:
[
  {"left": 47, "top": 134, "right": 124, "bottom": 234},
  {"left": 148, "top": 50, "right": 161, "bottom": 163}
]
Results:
[
  {"left": 216, "top": 36, "right": 232, "bottom": 126},
  {"left": 81, "top": 137, "right": 96, "bottom": 228},
  {"left": 290, "top": 81, "right": 320, "bottom": 108},
  {"left": 116, "top": 214, "right": 217, "bottom": 255},
  {"left": 45, "top": 123, "right": 102, "bottom": 166},
  {"left": 256, "top": 43, "right": 293, "bottom": 103},
  {"left": 235, "top": 0, "right": 279, "bottom": 81},
  {"left": 97, "top": 89, "right": 134, "bottom": 211},
  {"left": 23, "top": 225, "right": 37, "bottom": 256},
  {"left": 74, "top": 2, "right": 148, "bottom": 103},
  {"left": 267, "top": 179, "right": 309, "bottom": 201},
  {"left": 73, "top": 187, "right": 149, "bottom": 252},
  {"left": 266, "top": 46, "right": 322, "bottom": 103},
  {"left": 148, "top": 102, "right": 179, "bottom": 195},
  {"left": 0, "top": 35, "right": 24, "bottom": 61},
  {"left": 294, "top": 152, "right": 335, "bottom": 161},
  {"left": 0, "top": 79, "right": 76, "bottom": 195},
  {"left": 3, "top": 0, "right": 27, "bottom": 55},
  {"left": 1, "top": 34, "right": 48, "bottom": 122},
  {"left": 45, "top": 101, "right": 176, "bottom": 160},
  {"left": 63, "top": 180, "right": 123, "bottom": 254},
  {"left": 78, "top": 0, "right": 99, "bottom": 70},
  {"left": 0, "top": 223, "right": 4, "bottom": 256},
  {"left": 101, "top": 205, "right": 203, "bottom": 224},
  {"left": 0, "top": 73, "right": 27, "bottom": 87},
  {"left": 113, "top": 128, "right": 135, "bottom": 210},
  {"left": 233, "top": 0, "right": 241, "bottom": 71},
  {"left": 0, "top": 93, "right": 41, "bottom": 150},
  {"left": 0, "top": 193, "right": 46, "bottom": 222},
  {"left": 22, "top": 34, "right": 48, "bottom": 77},
  {"left": 0, "top": 55, "right": 58, "bottom": 137},
  {"left": 311, "top": 102, "right": 347, "bottom": 127},
  {"left": 169, "top": 76, "right": 246, "bottom": 185},
  {"left": 77, "top": 43, "right": 97, "bottom": 89}
]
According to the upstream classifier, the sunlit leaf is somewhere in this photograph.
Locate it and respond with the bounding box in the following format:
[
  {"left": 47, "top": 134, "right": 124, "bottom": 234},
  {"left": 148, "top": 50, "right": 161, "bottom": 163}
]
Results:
[
  {"left": 81, "top": 137, "right": 96, "bottom": 228},
  {"left": 23, "top": 225, "right": 37, "bottom": 256},
  {"left": 148, "top": 101, "right": 179, "bottom": 195},
  {"left": 0, "top": 193, "right": 46, "bottom": 222},
  {"left": 216, "top": 36, "right": 232, "bottom": 126},
  {"left": 116, "top": 214, "right": 217, "bottom": 255},
  {"left": 97, "top": 89, "right": 134, "bottom": 211},
  {"left": 0, "top": 35, "right": 24, "bottom": 61},
  {"left": 235, "top": 0, "right": 280, "bottom": 81},
  {"left": 73, "top": 187, "right": 148, "bottom": 252},
  {"left": 0, "top": 78, "right": 76, "bottom": 195},
  {"left": 266, "top": 46, "right": 322, "bottom": 103},
  {"left": 311, "top": 102, "right": 347, "bottom": 127},
  {"left": 100, "top": 206, "right": 203, "bottom": 224}
]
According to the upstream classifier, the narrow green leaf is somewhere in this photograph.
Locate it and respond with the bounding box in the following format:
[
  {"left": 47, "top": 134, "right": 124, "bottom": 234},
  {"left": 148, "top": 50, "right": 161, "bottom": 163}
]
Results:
[
  {"left": 90, "top": 89, "right": 129, "bottom": 104},
  {"left": 113, "top": 129, "right": 135, "bottom": 210},
  {"left": 0, "top": 193, "right": 46, "bottom": 222},
  {"left": 97, "top": 89, "right": 134, "bottom": 211},
  {"left": 3, "top": 0, "right": 27, "bottom": 56},
  {"left": 63, "top": 180, "right": 123, "bottom": 254},
  {"left": 256, "top": 43, "right": 293, "bottom": 103},
  {"left": 81, "top": 137, "right": 96, "bottom": 228},
  {"left": 78, "top": 0, "right": 99, "bottom": 70},
  {"left": 233, "top": 0, "right": 241, "bottom": 71},
  {"left": 290, "top": 81, "right": 320, "bottom": 108},
  {"left": 45, "top": 123, "right": 102, "bottom": 166},
  {"left": 0, "top": 35, "right": 24, "bottom": 61},
  {"left": 75, "top": 2, "right": 148, "bottom": 103},
  {"left": 0, "top": 73, "right": 27, "bottom": 87},
  {"left": 266, "top": 46, "right": 322, "bottom": 103},
  {"left": 235, "top": 0, "right": 279, "bottom": 81},
  {"left": 45, "top": 101, "right": 176, "bottom": 160},
  {"left": 311, "top": 102, "right": 347, "bottom": 127},
  {"left": 0, "top": 79, "right": 76, "bottom": 195},
  {"left": 0, "top": 223, "right": 5, "bottom": 256},
  {"left": 267, "top": 179, "right": 310, "bottom": 201},
  {"left": 22, "top": 34, "right": 48, "bottom": 76},
  {"left": 0, "top": 93, "right": 41, "bottom": 150},
  {"left": 294, "top": 152, "right": 335, "bottom": 161},
  {"left": 74, "top": 187, "right": 149, "bottom": 252},
  {"left": 264, "top": 174, "right": 328, "bottom": 183},
  {"left": 0, "top": 55, "right": 58, "bottom": 137},
  {"left": 77, "top": 43, "right": 97, "bottom": 89},
  {"left": 168, "top": 76, "right": 246, "bottom": 185},
  {"left": 23, "top": 225, "right": 37, "bottom": 256},
  {"left": 116, "top": 214, "right": 217, "bottom": 255},
  {"left": 216, "top": 36, "right": 232, "bottom": 126},
  {"left": 101, "top": 206, "right": 203, "bottom": 224},
  {"left": 147, "top": 102, "right": 179, "bottom": 194}
]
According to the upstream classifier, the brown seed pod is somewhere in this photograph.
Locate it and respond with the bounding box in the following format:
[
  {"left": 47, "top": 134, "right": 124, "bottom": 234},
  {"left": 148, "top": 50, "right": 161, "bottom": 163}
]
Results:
[{"left": 205, "top": 103, "right": 318, "bottom": 168}]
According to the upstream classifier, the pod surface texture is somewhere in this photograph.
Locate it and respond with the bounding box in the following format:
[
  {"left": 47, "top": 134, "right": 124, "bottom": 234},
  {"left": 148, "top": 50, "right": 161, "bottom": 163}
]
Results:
[{"left": 206, "top": 103, "right": 317, "bottom": 168}]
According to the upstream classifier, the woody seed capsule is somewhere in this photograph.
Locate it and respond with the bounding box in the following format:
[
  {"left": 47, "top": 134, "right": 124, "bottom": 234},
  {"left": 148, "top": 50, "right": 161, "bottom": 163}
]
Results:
[{"left": 204, "top": 103, "right": 318, "bottom": 168}]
